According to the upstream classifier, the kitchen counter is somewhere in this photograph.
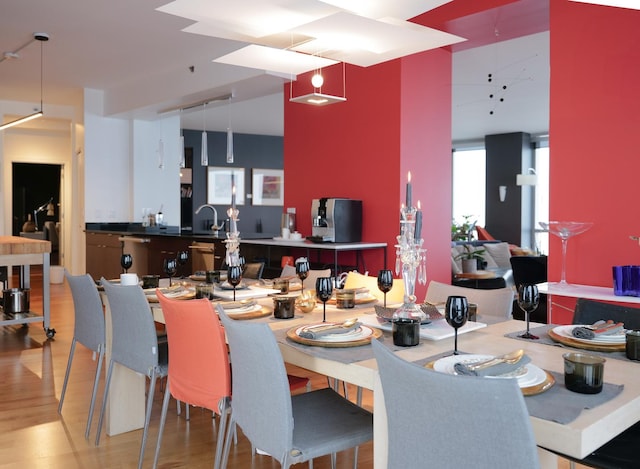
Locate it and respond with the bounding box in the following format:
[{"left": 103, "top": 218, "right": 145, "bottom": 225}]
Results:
[{"left": 85, "top": 223, "right": 273, "bottom": 241}]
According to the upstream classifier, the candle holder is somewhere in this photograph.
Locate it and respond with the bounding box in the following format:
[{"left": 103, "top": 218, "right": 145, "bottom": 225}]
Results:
[
  {"left": 394, "top": 204, "right": 427, "bottom": 322},
  {"left": 225, "top": 205, "right": 241, "bottom": 267}
]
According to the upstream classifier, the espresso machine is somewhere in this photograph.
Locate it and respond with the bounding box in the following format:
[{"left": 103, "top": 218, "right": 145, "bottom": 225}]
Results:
[{"left": 310, "top": 198, "right": 362, "bottom": 243}]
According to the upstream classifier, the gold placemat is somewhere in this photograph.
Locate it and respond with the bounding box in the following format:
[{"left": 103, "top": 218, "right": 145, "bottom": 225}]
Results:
[
  {"left": 224, "top": 306, "right": 272, "bottom": 320},
  {"left": 424, "top": 359, "right": 555, "bottom": 396},
  {"left": 548, "top": 328, "right": 626, "bottom": 352},
  {"left": 326, "top": 296, "right": 378, "bottom": 306},
  {"left": 287, "top": 325, "right": 382, "bottom": 348}
]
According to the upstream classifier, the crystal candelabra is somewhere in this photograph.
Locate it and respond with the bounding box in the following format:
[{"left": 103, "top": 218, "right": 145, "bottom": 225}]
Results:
[
  {"left": 394, "top": 203, "right": 427, "bottom": 321},
  {"left": 224, "top": 181, "right": 242, "bottom": 267}
]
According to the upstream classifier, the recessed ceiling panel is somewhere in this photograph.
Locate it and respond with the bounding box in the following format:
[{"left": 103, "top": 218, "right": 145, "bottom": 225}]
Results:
[
  {"left": 214, "top": 44, "right": 338, "bottom": 75},
  {"left": 317, "top": 0, "right": 453, "bottom": 20}
]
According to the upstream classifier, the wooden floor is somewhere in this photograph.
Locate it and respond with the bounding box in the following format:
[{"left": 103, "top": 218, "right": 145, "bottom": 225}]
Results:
[{"left": 0, "top": 272, "right": 583, "bottom": 468}]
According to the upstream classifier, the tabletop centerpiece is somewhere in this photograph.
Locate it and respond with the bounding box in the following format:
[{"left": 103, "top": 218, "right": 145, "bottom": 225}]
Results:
[
  {"left": 393, "top": 171, "right": 427, "bottom": 322},
  {"left": 224, "top": 174, "right": 242, "bottom": 268}
]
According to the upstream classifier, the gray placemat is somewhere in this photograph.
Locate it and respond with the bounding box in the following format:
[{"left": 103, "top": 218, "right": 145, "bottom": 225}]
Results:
[
  {"left": 524, "top": 371, "right": 623, "bottom": 424},
  {"left": 413, "top": 352, "right": 624, "bottom": 424},
  {"left": 274, "top": 327, "right": 399, "bottom": 364},
  {"left": 505, "top": 324, "right": 631, "bottom": 361}
]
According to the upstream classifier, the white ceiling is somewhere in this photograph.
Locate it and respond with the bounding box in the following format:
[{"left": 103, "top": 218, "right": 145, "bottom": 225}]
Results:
[{"left": 0, "top": 0, "right": 549, "bottom": 141}]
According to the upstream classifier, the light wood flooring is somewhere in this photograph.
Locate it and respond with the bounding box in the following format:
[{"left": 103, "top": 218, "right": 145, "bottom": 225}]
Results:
[{"left": 0, "top": 271, "right": 583, "bottom": 468}]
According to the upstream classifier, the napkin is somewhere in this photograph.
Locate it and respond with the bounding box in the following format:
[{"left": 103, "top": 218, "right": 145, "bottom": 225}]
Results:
[
  {"left": 454, "top": 354, "right": 531, "bottom": 377},
  {"left": 298, "top": 321, "right": 361, "bottom": 339},
  {"left": 572, "top": 320, "right": 624, "bottom": 340},
  {"left": 219, "top": 299, "right": 257, "bottom": 311}
]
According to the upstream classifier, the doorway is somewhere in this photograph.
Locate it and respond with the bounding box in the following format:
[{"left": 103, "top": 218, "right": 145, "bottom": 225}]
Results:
[{"left": 12, "top": 163, "right": 62, "bottom": 264}]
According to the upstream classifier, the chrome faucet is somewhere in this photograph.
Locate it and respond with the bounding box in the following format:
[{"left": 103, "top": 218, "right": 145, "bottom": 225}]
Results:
[{"left": 195, "top": 204, "right": 225, "bottom": 235}]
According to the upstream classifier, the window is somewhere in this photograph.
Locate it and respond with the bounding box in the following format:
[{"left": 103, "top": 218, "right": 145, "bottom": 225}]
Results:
[
  {"left": 452, "top": 148, "right": 486, "bottom": 231},
  {"left": 533, "top": 145, "right": 549, "bottom": 254}
]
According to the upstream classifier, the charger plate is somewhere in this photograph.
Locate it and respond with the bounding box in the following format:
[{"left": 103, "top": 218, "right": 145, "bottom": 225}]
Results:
[
  {"left": 425, "top": 354, "right": 555, "bottom": 396},
  {"left": 287, "top": 324, "right": 382, "bottom": 348},
  {"left": 549, "top": 325, "right": 626, "bottom": 352},
  {"left": 145, "top": 287, "right": 195, "bottom": 303},
  {"left": 326, "top": 294, "right": 378, "bottom": 306},
  {"left": 222, "top": 304, "right": 271, "bottom": 320}
]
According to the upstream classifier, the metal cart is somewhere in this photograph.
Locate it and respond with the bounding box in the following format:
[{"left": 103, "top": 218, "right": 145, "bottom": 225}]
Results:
[{"left": 0, "top": 236, "right": 56, "bottom": 338}]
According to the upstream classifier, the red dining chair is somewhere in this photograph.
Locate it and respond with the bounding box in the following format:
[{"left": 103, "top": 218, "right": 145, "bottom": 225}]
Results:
[{"left": 153, "top": 292, "right": 231, "bottom": 469}]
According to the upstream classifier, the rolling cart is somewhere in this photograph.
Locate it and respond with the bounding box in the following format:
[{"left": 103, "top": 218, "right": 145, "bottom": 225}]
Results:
[{"left": 0, "top": 236, "right": 56, "bottom": 338}]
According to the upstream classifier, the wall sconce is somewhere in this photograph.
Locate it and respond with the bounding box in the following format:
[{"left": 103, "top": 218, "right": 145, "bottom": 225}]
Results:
[
  {"left": 516, "top": 168, "right": 538, "bottom": 186},
  {"left": 499, "top": 185, "right": 507, "bottom": 202}
]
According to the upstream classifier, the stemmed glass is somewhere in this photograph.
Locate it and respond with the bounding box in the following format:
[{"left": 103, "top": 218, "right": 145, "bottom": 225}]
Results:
[
  {"left": 445, "top": 295, "right": 469, "bottom": 355},
  {"left": 315, "top": 277, "right": 333, "bottom": 323},
  {"left": 227, "top": 265, "right": 243, "bottom": 301},
  {"left": 296, "top": 259, "right": 310, "bottom": 292},
  {"left": 517, "top": 284, "right": 540, "bottom": 339},
  {"left": 163, "top": 258, "right": 177, "bottom": 286},
  {"left": 377, "top": 269, "right": 393, "bottom": 308},
  {"left": 120, "top": 253, "right": 133, "bottom": 274},
  {"left": 177, "top": 250, "right": 189, "bottom": 278},
  {"left": 539, "top": 221, "right": 593, "bottom": 286}
]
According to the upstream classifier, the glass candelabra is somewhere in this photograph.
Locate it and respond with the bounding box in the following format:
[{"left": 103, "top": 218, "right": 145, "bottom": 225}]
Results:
[
  {"left": 394, "top": 205, "right": 427, "bottom": 321},
  {"left": 224, "top": 205, "right": 241, "bottom": 268}
]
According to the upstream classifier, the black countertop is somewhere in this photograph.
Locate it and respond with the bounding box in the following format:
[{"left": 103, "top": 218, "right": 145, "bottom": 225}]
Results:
[{"left": 85, "top": 223, "right": 275, "bottom": 240}]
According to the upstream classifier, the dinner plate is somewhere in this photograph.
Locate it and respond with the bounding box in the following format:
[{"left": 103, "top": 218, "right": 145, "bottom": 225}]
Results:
[
  {"left": 431, "top": 354, "right": 548, "bottom": 389},
  {"left": 223, "top": 303, "right": 263, "bottom": 315},
  {"left": 326, "top": 293, "right": 378, "bottom": 306},
  {"left": 553, "top": 325, "right": 626, "bottom": 345},
  {"left": 287, "top": 324, "right": 382, "bottom": 347}
]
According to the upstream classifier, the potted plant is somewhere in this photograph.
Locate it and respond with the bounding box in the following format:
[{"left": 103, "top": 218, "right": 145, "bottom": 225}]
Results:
[
  {"left": 451, "top": 215, "right": 477, "bottom": 242},
  {"left": 454, "top": 245, "right": 486, "bottom": 273}
]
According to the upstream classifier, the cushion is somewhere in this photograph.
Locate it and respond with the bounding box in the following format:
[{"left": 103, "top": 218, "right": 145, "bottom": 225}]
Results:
[{"left": 483, "top": 242, "right": 512, "bottom": 269}]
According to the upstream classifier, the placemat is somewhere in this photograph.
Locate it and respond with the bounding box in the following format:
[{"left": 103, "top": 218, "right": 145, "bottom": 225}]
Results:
[
  {"left": 505, "top": 324, "right": 631, "bottom": 361},
  {"left": 524, "top": 371, "right": 623, "bottom": 424},
  {"left": 414, "top": 351, "right": 624, "bottom": 424},
  {"left": 275, "top": 328, "right": 398, "bottom": 364}
]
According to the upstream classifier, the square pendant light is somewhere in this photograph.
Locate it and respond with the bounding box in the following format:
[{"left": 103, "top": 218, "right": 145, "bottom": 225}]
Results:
[{"left": 289, "top": 92, "right": 346, "bottom": 105}]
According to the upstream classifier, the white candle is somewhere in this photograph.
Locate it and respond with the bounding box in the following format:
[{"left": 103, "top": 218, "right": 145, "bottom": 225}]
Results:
[
  {"left": 231, "top": 174, "right": 236, "bottom": 210},
  {"left": 406, "top": 171, "right": 412, "bottom": 208}
]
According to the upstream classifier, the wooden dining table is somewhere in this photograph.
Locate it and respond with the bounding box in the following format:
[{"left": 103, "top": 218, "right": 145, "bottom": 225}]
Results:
[{"left": 104, "top": 288, "right": 640, "bottom": 469}]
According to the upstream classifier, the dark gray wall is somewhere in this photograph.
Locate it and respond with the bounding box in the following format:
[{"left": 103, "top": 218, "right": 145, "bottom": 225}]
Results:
[
  {"left": 183, "top": 129, "right": 284, "bottom": 237},
  {"left": 484, "top": 132, "right": 533, "bottom": 246}
]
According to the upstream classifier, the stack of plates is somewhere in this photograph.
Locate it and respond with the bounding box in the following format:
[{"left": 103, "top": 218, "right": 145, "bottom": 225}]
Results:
[{"left": 549, "top": 325, "right": 626, "bottom": 351}]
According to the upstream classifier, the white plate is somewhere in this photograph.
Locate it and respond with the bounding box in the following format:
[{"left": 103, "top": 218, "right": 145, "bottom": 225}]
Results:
[
  {"left": 553, "top": 325, "right": 626, "bottom": 345},
  {"left": 295, "top": 324, "right": 374, "bottom": 342},
  {"left": 432, "top": 354, "right": 547, "bottom": 388},
  {"left": 224, "top": 304, "right": 262, "bottom": 316}
]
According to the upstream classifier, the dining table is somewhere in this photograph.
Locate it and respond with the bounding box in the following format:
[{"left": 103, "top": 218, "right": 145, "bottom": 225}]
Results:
[{"left": 102, "top": 280, "right": 640, "bottom": 468}]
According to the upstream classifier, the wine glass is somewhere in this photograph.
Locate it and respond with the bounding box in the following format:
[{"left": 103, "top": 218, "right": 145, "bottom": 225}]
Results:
[
  {"left": 445, "top": 295, "right": 469, "bottom": 355},
  {"left": 296, "top": 258, "right": 310, "bottom": 292},
  {"left": 315, "top": 277, "right": 333, "bottom": 323},
  {"left": 177, "top": 250, "right": 189, "bottom": 278},
  {"left": 539, "top": 221, "right": 593, "bottom": 286},
  {"left": 120, "top": 253, "right": 133, "bottom": 273},
  {"left": 227, "top": 265, "right": 243, "bottom": 301},
  {"left": 517, "top": 284, "right": 540, "bottom": 339},
  {"left": 163, "top": 258, "right": 177, "bottom": 286},
  {"left": 377, "top": 269, "right": 393, "bottom": 308}
]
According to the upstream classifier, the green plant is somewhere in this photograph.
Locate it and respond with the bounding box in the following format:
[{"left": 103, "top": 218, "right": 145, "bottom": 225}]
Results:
[
  {"left": 454, "top": 244, "right": 486, "bottom": 261},
  {"left": 451, "top": 215, "right": 477, "bottom": 241}
]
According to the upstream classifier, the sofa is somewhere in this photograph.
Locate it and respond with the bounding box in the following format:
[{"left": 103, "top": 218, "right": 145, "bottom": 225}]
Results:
[{"left": 451, "top": 241, "right": 515, "bottom": 289}]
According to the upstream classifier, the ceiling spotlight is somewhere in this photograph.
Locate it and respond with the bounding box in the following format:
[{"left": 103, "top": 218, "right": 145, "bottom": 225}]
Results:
[{"left": 311, "top": 72, "right": 324, "bottom": 88}]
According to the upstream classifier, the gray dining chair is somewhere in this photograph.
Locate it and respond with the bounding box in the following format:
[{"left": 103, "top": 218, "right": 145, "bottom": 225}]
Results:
[
  {"left": 217, "top": 305, "right": 373, "bottom": 469},
  {"left": 573, "top": 298, "right": 640, "bottom": 330},
  {"left": 58, "top": 271, "right": 106, "bottom": 439},
  {"left": 96, "top": 279, "right": 168, "bottom": 469},
  {"left": 371, "top": 340, "right": 540, "bottom": 469}
]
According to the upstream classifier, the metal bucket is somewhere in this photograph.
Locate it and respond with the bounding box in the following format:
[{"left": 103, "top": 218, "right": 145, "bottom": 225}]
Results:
[{"left": 2, "top": 288, "right": 30, "bottom": 314}]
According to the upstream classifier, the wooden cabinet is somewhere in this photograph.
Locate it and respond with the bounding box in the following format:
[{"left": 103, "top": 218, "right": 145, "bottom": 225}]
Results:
[{"left": 86, "top": 232, "right": 122, "bottom": 280}]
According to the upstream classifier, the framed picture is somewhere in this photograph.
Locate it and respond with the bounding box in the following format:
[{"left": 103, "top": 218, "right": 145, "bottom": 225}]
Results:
[
  {"left": 252, "top": 168, "right": 284, "bottom": 206},
  {"left": 207, "top": 167, "right": 245, "bottom": 205}
]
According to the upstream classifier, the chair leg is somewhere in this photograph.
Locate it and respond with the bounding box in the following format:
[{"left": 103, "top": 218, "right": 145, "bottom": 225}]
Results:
[
  {"left": 221, "top": 418, "right": 236, "bottom": 469},
  {"left": 152, "top": 378, "right": 172, "bottom": 469},
  {"left": 95, "top": 359, "right": 115, "bottom": 446},
  {"left": 213, "top": 397, "right": 230, "bottom": 469},
  {"left": 85, "top": 345, "right": 105, "bottom": 439},
  {"left": 58, "top": 338, "right": 77, "bottom": 414},
  {"left": 138, "top": 371, "right": 158, "bottom": 469}
]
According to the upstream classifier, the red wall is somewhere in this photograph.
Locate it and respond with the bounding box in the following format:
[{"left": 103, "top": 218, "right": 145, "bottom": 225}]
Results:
[
  {"left": 284, "top": 50, "right": 453, "bottom": 300},
  {"left": 549, "top": 0, "right": 640, "bottom": 320}
]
